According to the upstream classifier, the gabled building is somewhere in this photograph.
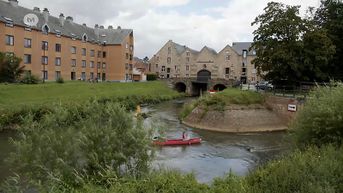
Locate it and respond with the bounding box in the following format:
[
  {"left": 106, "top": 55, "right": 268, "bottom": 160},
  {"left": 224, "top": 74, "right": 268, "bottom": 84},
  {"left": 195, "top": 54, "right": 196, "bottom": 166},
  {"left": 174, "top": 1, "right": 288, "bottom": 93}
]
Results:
[
  {"left": 149, "top": 40, "right": 259, "bottom": 84},
  {"left": 0, "top": 0, "right": 134, "bottom": 82}
]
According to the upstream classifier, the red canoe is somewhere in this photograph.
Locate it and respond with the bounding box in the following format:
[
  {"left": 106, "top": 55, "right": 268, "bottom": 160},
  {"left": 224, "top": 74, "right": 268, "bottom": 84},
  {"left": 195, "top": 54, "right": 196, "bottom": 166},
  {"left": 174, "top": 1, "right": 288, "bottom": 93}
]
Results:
[{"left": 153, "top": 137, "right": 202, "bottom": 146}]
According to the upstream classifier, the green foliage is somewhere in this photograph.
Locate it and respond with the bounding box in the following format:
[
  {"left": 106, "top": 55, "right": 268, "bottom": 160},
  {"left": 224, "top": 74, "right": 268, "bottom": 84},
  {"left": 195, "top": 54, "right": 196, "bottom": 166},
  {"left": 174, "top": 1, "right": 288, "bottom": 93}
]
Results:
[
  {"left": 247, "top": 145, "right": 343, "bottom": 193},
  {"left": 251, "top": 2, "right": 335, "bottom": 84},
  {"left": 291, "top": 83, "right": 343, "bottom": 147},
  {"left": 180, "top": 89, "right": 264, "bottom": 119},
  {"left": 20, "top": 71, "right": 40, "bottom": 84},
  {"left": 56, "top": 77, "right": 64, "bottom": 83},
  {"left": 146, "top": 73, "right": 158, "bottom": 81},
  {"left": 0, "top": 52, "right": 24, "bottom": 83},
  {"left": 6, "top": 101, "right": 152, "bottom": 189},
  {"left": 315, "top": 0, "right": 343, "bottom": 80}
]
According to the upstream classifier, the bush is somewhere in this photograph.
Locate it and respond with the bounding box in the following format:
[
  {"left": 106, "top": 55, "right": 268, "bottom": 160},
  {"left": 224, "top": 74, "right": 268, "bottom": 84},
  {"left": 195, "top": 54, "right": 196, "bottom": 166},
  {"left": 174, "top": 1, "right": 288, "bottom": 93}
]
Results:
[
  {"left": 20, "top": 72, "right": 40, "bottom": 84},
  {"left": 56, "top": 77, "right": 64, "bottom": 83},
  {"left": 247, "top": 145, "right": 343, "bottom": 193},
  {"left": 6, "top": 101, "right": 152, "bottom": 189},
  {"left": 291, "top": 83, "right": 343, "bottom": 147},
  {"left": 146, "top": 73, "right": 158, "bottom": 81}
]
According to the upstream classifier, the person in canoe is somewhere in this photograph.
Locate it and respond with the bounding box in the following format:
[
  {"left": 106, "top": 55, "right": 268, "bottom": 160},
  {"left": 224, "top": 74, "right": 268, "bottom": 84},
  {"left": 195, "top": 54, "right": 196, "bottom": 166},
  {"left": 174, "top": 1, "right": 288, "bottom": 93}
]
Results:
[{"left": 182, "top": 131, "right": 190, "bottom": 141}]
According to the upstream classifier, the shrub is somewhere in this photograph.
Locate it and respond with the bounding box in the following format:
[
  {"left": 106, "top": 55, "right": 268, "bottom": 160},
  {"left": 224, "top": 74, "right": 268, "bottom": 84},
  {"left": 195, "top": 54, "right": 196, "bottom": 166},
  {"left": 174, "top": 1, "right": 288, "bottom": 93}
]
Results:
[
  {"left": 247, "top": 145, "right": 343, "bottom": 193},
  {"left": 146, "top": 73, "right": 158, "bottom": 81},
  {"left": 56, "top": 77, "right": 64, "bottom": 83},
  {"left": 6, "top": 101, "right": 152, "bottom": 189},
  {"left": 20, "top": 72, "right": 40, "bottom": 84},
  {"left": 291, "top": 83, "right": 343, "bottom": 147}
]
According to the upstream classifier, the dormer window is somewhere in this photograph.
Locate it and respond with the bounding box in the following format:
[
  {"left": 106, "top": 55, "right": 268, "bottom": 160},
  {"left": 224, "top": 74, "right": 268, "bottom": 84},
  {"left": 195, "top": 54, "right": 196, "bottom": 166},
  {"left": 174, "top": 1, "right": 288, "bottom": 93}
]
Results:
[
  {"left": 42, "top": 24, "right": 50, "bottom": 35},
  {"left": 243, "top": 50, "right": 248, "bottom": 58},
  {"left": 3, "top": 16, "right": 14, "bottom": 27},
  {"left": 24, "top": 25, "right": 32, "bottom": 31},
  {"left": 71, "top": 33, "right": 76, "bottom": 40},
  {"left": 82, "top": 33, "right": 88, "bottom": 42},
  {"left": 55, "top": 30, "right": 61, "bottom": 37}
]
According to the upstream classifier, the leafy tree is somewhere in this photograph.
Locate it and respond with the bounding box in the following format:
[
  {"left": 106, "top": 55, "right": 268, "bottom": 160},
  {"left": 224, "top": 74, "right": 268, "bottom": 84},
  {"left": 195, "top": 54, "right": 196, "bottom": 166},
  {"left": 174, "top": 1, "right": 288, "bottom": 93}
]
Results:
[
  {"left": 315, "top": 0, "right": 343, "bottom": 80},
  {"left": 0, "top": 52, "right": 24, "bottom": 83},
  {"left": 251, "top": 2, "right": 335, "bottom": 85}
]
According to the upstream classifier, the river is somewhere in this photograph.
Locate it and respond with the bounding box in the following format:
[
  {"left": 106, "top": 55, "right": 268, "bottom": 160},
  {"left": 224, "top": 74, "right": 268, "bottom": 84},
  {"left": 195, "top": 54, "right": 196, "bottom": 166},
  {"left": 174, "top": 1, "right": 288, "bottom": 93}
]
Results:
[{"left": 0, "top": 98, "right": 289, "bottom": 183}]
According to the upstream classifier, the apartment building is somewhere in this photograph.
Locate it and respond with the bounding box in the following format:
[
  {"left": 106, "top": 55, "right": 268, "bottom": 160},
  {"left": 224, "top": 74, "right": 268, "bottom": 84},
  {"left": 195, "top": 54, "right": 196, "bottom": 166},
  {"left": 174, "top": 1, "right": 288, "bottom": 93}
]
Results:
[
  {"left": 149, "top": 40, "right": 260, "bottom": 84},
  {"left": 0, "top": 0, "right": 134, "bottom": 81}
]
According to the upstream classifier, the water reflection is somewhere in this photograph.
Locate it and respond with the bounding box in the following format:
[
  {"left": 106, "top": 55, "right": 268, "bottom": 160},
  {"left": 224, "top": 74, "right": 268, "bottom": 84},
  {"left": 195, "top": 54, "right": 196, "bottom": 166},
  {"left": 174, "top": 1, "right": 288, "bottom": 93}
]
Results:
[{"left": 144, "top": 98, "right": 289, "bottom": 183}]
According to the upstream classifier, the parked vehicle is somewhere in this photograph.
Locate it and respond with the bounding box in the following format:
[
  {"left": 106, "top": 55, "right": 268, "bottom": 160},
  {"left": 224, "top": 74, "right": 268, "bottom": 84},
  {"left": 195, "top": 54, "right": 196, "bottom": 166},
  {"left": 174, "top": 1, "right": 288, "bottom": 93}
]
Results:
[{"left": 256, "top": 81, "right": 273, "bottom": 90}]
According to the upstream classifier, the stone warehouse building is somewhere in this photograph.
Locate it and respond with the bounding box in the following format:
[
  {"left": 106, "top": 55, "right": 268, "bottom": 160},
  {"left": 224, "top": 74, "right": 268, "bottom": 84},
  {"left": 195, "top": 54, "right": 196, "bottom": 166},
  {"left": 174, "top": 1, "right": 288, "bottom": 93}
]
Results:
[
  {"left": 149, "top": 40, "right": 260, "bottom": 84},
  {"left": 0, "top": 0, "right": 134, "bottom": 81}
]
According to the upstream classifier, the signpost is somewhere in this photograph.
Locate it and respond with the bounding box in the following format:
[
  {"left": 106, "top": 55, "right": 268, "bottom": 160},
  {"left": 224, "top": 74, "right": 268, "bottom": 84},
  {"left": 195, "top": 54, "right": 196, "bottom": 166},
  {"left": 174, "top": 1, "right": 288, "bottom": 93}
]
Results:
[{"left": 288, "top": 104, "right": 297, "bottom": 112}]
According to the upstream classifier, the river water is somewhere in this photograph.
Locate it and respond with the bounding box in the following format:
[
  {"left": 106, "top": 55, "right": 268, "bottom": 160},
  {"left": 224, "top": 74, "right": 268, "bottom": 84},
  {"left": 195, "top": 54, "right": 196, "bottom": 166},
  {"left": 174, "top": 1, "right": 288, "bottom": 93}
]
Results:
[{"left": 0, "top": 98, "right": 289, "bottom": 183}]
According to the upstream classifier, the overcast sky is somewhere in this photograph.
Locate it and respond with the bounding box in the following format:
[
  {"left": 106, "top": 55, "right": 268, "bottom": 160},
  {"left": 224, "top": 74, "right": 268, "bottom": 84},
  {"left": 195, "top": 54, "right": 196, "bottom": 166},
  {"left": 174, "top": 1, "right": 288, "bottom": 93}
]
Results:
[{"left": 18, "top": 0, "right": 321, "bottom": 58}]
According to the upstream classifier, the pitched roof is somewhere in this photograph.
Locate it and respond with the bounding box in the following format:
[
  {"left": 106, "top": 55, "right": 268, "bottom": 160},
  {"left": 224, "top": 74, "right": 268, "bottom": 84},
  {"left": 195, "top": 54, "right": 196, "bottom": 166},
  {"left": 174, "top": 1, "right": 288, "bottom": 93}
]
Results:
[
  {"left": 0, "top": 0, "right": 132, "bottom": 45},
  {"left": 232, "top": 42, "right": 255, "bottom": 56}
]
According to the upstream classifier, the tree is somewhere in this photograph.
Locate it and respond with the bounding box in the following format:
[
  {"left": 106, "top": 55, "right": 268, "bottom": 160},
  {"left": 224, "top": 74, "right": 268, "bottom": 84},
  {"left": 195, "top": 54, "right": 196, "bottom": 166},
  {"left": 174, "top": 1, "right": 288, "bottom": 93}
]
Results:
[
  {"left": 315, "top": 0, "right": 343, "bottom": 80},
  {"left": 251, "top": 2, "right": 335, "bottom": 85},
  {"left": 0, "top": 52, "right": 24, "bottom": 83},
  {"left": 143, "top": 56, "right": 149, "bottom": 63}
]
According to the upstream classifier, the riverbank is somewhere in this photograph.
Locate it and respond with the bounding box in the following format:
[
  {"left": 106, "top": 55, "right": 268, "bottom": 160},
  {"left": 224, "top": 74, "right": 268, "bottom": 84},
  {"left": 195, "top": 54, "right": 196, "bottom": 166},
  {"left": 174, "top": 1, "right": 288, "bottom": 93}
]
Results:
[
  {"left": 180, "top": 89, "right": 291, "bottom": 133},
  {"left": 0, "top": 81, "right": 182, "bottom": 130}
]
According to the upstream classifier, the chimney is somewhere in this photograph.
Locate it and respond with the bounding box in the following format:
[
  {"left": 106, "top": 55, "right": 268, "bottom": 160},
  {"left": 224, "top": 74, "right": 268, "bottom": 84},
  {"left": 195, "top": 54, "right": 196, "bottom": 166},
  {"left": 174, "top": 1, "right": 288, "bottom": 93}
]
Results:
[
  {"left": 117, "top": 26, "right": 121, "bottom": 30},
  {"left": 82, "top": 23, "right": 87, "bottom": 27},
  {"left": 42, "top": 8, "right": 49, "bottom": 23},
  {"left": 108, "top": 25, "right": 113, "bottom": 29},
  {"left": 66, "top": 16, "right": 73, "bottom": 22},
  {"left": 33, "top": 7, "right": 40, "bottom": 13},
  {"left": 94, "top": 24, "right": 99, "bottom": 36},
  {"left": 8, "top": 0, "right": 18, "bottom": 7},
  {"left": 100, "top": 25, "right": 104, "bottom": 29},
  {"left": 59, "top": 13, "right": 65, "bottom": 26}
]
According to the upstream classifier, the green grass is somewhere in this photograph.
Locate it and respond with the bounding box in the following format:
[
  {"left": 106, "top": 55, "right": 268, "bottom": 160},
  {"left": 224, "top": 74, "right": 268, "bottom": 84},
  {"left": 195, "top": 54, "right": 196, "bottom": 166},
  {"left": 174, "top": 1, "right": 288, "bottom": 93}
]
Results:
[
  {"left": 0, "top": 81, "right": 180, "bottom": 109},
  {"left": 180, "top": 88, "right": 264, "bottom": 119}
]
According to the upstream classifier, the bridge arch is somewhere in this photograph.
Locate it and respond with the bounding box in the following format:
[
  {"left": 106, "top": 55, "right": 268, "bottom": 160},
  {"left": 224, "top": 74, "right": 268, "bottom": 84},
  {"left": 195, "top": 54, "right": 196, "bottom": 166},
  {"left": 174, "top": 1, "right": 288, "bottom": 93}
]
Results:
[
  {"left": 213, "top": 84, "right": 227, "bottom": 91},
  {"left": 197, "top": 70, "right": 211, "bottom": 82},
  {"left": 174, "top": 82, "right": 187, "bottom": 93}
]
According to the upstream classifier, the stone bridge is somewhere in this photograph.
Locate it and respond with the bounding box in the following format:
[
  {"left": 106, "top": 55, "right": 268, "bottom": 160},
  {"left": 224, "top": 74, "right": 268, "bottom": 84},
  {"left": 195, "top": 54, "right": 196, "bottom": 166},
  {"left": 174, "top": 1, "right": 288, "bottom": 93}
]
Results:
[{"left": 169, "top": 78, "right": 234, "bottom": 96}]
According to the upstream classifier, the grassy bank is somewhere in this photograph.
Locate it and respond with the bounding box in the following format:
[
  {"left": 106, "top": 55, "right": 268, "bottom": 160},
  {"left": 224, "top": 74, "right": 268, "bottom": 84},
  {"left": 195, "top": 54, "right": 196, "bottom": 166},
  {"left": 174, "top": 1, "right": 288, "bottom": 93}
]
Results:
[
  {"left": 180, "top": 88, "right": 264, "bottom": 119},
  {"left": 0, "top": 81, "right": 180, "bottom": 108},
  {"left": 0, "top": 81, "right": 181, "bottom": 130}
]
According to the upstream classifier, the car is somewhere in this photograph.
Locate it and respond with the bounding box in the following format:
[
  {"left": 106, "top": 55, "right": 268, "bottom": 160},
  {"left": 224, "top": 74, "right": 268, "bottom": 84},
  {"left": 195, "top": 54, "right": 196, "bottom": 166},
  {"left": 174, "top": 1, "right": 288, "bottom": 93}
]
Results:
[{"left": 256, "top": 81, "right": 273, "bottom": 90}]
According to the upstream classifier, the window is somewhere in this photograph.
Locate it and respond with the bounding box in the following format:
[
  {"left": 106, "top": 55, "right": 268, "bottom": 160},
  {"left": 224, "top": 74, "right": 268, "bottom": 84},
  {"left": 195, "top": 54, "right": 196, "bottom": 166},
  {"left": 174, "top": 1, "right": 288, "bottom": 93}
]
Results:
[
  {"left": 6, "top": 35, "right": 14, "bottom": 46},
  {"left": 24, "top": 54, "right": 31, "bottom": 64},
  {"left": 82, "top": 60, "right": 86, "bottom": 68},
  {"left": 125, "top": 63, "right": 129, "bottom": 70},
  {"left": 4, "top": 17, "right": 13, "bottom": 27},
  {"left": 71, "top": 72, "right": 76, "bottom": 80},
  {"left": 225, "top": 51, "right": 230, "bottom": 61},
  {"left": 90, "top": 50, "right": 95, "bottom": 57},
  {"left": 90, "top": 61, "right": 94, "bottom": 68},
  {"left": 55, "top": 71, "right": 61, "bottom": 80},
  {"left": 126, "top": 53, "right": 129, "bottom": 59},
  {"left": 81, "top": 72, "right": 86, "bottom": 80},
  {"left": 42, "top": 70, "right": 48, "bottom": 80},
  {"left": 97, "top": 73, "right": 101, "bottom": 79},
  {"left": 243, "top": 50, "right": 247, "bottom": 58},
  {"left": 102, "top": 73, "right": 106, "bottom": 81},
  {"left": 71, "top": 46, "right": 76, "bottom": 54},
  {"left": 42, "top": 24, "right": 50, "bottom": 35},
  {"left": 161, "top": 66, "right": 165, "bottom": 72},
  {"left": 90, "top": 72, "right": 94, "bottom": 80},
  {"left": 186, "top": 57, "right": 190, "bottom": 62},
  {"left": 97, "top": 62, "right": 101, "bottom": 69},
  {"left": 129, "top": 64, "right": 132, "bottom": 70},
  {"left": 82, "top": 48, "right": 86, "bottom": 56},
  {"left": 55, "top": 57, "right": 61, "bottom": 66},
  {"left": 225, "top": 68, "right": 230, "bottom": 75},
  {"left": 71, "top": 59, "right": 76, "bottom": 67},
  {"left": 102, "top": 63, "right": 106, "bottom": 69},
  {"left": 42, "top": 56, "right": 48, "bottom": 65},
  {"left": 130, "top": 54, "right": 133, "bottom": 61},
  {"left": 186, "top": 65, "right": 189, "bottom": 71},
  {"left": 130, "top": 45, "right": 133, "bottom": 51},
  {"left": 167, "top": 68, "right": 171, "bottom": 73},
  {"left": 42, "top": 41, "right": 48, "bottom": 50},
  {"left": 55, "top": 44, "right": 61, "bottom": 52},
  {"left": 97, "top": 51, "right": 101, "bottom": 58},
  {"left": 24, "top": 38, "right": 31, "bottom": 48},
  {"left": 103, "top": 51, "right": 106, "bottom": 58},
  {"left": 186, "top": 74, "right": 189, "bottom": 77},
  {"left": 186, "top": 51, "right": 190, "bottom": 56},
  {"left": 156, "top": 64, "right": 158, "bottom": 68},
  {"left": 82, "top": 34, "right": 88, "bottom": 42},
  {"left": 167, "top": 57, "right": 171, "bottom": 64},
  {"left": 168, "top": 47, "right": 171, "bottom": 54}
]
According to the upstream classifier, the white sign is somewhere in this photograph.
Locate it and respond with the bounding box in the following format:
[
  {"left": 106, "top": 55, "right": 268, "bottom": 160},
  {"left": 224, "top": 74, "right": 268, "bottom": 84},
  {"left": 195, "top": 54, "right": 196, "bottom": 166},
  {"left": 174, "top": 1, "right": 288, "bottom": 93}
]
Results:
[
  {"left": 23, "top": 13, "right": 39, "bottom": 27},
  {"left": 288, "top": 104, "right": 297, "bottom": 112}
]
